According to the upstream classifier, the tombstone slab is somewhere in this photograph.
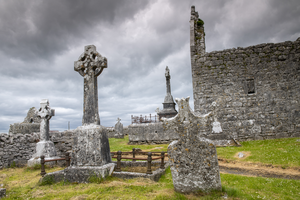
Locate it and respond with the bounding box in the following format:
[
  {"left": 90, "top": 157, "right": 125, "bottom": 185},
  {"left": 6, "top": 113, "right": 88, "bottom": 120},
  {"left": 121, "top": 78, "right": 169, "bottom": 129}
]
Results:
[{"left": 163, "top": 97, "right": 222, "bottom": 193}]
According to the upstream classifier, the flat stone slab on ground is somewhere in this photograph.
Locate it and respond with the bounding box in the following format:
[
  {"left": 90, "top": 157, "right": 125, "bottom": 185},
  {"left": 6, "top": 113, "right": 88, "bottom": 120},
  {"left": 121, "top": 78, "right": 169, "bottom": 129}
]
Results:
[{"left": 40, "top": 163, "right": 115, "bottom": 184}]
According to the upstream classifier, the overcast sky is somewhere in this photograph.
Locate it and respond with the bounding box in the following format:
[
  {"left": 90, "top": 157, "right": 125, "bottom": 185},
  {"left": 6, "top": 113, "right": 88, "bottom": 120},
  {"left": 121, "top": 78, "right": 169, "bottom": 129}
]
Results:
[{"left": 0, "top": 0, "right": 299, "bottom": 133}]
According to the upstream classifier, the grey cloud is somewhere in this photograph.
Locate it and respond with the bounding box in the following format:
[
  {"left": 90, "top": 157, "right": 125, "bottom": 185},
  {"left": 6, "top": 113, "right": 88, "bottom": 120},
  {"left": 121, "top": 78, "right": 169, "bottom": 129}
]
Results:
[{"left": 0, "top": 0, "right": 151, "bottom": 62}]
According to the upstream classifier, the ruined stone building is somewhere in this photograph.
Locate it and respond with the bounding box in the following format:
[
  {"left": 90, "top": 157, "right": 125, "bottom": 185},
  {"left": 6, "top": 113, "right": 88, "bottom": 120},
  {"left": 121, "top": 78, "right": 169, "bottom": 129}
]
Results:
[{"left": 190, "top": 6, "right": 300, "bottom": 141}]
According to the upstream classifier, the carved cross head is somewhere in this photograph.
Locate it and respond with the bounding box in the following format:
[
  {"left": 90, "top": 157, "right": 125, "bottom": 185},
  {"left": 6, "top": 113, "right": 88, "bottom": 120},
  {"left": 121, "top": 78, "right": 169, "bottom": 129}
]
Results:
[
  {"left": 37, "top": 99, "right": 55, "bottom": 120},
  {"left": 116, "top": 118, "right": 121, "bottom": 123},
  {"left": 74, "top": 45, "right": 107, "bottom": 77}
]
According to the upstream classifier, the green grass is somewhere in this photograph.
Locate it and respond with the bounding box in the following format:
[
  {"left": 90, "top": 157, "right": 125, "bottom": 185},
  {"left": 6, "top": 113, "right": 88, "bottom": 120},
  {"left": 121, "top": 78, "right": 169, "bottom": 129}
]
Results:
[
  {"left": 217, "top": 137, "right": 300, "bottom": 168},
  {"left": 109, "top": 135, "right": 169, "bottom": 152},
  {"left": 1, "top": 166, "right": 300, "bottom": 199}
]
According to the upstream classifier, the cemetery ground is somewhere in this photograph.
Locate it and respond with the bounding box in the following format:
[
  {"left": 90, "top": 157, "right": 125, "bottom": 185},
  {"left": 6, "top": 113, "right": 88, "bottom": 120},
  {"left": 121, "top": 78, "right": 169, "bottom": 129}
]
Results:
[{"left": 0, "top": 137, "right": 299, "bottom": 199}]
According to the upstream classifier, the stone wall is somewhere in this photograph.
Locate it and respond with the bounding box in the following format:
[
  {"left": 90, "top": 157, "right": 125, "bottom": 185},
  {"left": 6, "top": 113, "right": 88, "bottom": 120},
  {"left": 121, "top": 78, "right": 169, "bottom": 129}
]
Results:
[
  {"left": 190, "top": 7, "right": 300, "bottom": 141},
  {"left": 0, "top": 133, "right": 39, "bottom": 168},
  {"left": 9, "top": 123, "right": 40, "bottom": 135},
  {"left": 0, "top": 126, "right": 128, "bottom": 168},
  {"left": 49, "top": 130, "right": 74, "bottom": 157},
  {"left": 128, "top": 123, "right": 179, "bottom": 144}
]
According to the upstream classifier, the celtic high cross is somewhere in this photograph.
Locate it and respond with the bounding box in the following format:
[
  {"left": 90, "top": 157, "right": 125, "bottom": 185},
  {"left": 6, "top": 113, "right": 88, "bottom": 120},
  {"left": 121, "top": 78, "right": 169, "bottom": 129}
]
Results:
[{"left": 74, "top": 45, "right": 107, "bottom": 125}]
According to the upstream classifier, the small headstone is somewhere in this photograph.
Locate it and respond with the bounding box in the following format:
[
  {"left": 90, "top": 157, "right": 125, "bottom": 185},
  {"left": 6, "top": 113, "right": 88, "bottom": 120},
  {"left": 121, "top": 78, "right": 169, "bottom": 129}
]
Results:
[
  {"left": 135, "top": 148, "right": 142, "bottom": 152},
  {"left": 163, "top": 97, "right": 221, "bottom": 193},
  {"left": 238, "top": 152, "right": 244, "bottom": 158},
  {"left": 114, "top": 118, "right": 124, "bottom": 139},
  {"left": 0, "top": 188, "right": 6, "bottom": 199}
]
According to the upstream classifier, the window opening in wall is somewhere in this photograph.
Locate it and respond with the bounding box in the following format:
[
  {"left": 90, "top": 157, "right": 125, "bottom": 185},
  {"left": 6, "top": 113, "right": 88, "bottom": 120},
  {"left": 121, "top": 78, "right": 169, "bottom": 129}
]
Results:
[{"left": 247, "top": 79, "right": 255, "bottom": 94}]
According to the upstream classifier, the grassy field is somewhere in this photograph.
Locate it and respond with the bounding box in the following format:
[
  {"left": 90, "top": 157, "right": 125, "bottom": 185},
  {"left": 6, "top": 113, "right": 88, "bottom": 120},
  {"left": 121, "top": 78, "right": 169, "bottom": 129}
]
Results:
[
  {"left": 217, "top": 137, "right": 300, "bottom": 168},
  {"left": 0, "top": 137, "right": 299, "bottom": 199}
]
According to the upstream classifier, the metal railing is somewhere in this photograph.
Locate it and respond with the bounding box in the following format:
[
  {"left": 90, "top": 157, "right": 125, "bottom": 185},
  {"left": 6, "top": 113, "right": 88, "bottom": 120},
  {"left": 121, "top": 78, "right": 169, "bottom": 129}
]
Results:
[
  {"left": 111, "top": 148, "right": 167, "bottom": 174},
  {"left": 131, "top": 114, "right": 158, "bottom": 124},
  {"left": 40, "top": 149, "right": 167, "bottom": 176},
  {"left": 40, "top": 152, "right": 70, "bottom": 176}
]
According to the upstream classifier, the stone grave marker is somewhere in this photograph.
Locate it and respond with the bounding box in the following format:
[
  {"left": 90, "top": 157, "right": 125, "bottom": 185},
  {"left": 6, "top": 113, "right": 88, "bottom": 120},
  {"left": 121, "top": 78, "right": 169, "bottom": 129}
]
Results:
[
  {"left": 114, "top": 118, "right": 124, "bottom": 138},
  {"left": 74, "top": 45, "right": 107, "bottom": 125},
  {"left": 40, "top": 45, "right": 114, "bottom": 184},
  {"left": 28, "top": 99, "right": 59, "bottom": 166},
  {"left": 163, "top": 97, "right": 222, "bottom": 193},
  {"left": 0, "top": 188, "right": 6, "bottom": 199}
]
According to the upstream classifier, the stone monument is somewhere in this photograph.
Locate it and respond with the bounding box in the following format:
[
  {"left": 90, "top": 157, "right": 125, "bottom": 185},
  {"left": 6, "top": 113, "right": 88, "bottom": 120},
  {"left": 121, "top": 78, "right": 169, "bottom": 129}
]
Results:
[
  {"left": 28, "top": 99, "right": 59, "bottom": 166},
  {"left": 114, "top": 118, "right": 124, "bottom": 139},
  {"left": 74, "top": 45, "right": 107, "bottom": 125},
  {"left": 64, "top": 45, "right": 114, "bottom": 183},
  {"left": 158, "top": 66, "right": 178, "bottom": 120},
  {"left": 162, "top": 97, "right": 222, "bottom": 193},
  {"left": 40, "top": 45, "right": 114, "bottom": 184}
]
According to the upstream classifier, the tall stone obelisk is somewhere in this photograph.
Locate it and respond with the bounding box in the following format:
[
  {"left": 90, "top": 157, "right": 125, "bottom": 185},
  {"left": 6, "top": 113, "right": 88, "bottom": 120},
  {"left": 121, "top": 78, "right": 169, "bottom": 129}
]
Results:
[
  {"left": 158, "top": 66, "right": 178, "bottom": 120},
  {"left": 74, "top": 45, "right": 107, "bottom": 125}
]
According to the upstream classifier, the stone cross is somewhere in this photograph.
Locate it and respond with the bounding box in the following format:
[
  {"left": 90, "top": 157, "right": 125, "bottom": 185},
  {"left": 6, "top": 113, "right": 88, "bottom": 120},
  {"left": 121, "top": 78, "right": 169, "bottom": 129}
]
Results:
[
  {"left": 37, "top": 99, "right": 55, "bottom": 141},
  {"left": 74, "top": 45, "right": 107, "bottom": 125},
  {"left": 116, "top": 118, "right": 121, "bottom": 123}
]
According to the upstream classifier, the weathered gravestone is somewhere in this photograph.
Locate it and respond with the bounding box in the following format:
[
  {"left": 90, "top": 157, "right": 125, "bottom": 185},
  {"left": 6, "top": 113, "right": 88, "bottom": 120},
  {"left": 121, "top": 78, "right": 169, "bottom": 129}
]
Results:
[
  {"left": 40, "top": 45, "right": 114, "bottom": 184},
  {"left": 74, "top": 45, "right": 107, "bottom": 125},
  {"left": 163, "top": 97, "right": 222, "bottom": 193},
  {"left": 114, "top": 118, "right": 124, "bottom": 138},
  {"left": 28, "top": 99, "right": 59, "bottom": 166},
  {"left": 0, "top": 188, "right": 6, "bottom": 199}
]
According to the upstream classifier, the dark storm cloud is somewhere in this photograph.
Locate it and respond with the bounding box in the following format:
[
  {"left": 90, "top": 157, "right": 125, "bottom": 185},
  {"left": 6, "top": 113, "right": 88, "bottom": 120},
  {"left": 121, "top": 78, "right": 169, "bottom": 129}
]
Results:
[{"left": 0, "top": 0, "right": 151, "bottom": 62}]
